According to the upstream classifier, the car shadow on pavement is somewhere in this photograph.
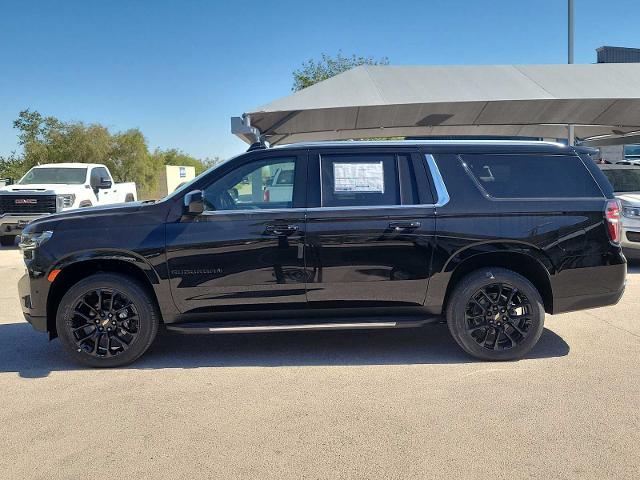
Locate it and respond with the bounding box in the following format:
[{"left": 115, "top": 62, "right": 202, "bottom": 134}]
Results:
[{"left": 0, "top": 322, "right": 569, "bottom": 378}]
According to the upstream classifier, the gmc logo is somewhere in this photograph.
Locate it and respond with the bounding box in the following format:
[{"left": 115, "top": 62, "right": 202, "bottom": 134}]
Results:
[{"left": 15, "top": 199, "right": 37, "bottom": 205}]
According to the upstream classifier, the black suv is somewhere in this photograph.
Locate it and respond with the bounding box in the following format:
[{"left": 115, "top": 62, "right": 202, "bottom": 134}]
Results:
[{"left": 17, "top": 140, "right": 626, "bottom": 367}]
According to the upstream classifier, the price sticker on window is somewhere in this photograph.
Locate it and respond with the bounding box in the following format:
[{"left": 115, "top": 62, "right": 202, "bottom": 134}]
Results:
[{"left": 333, "top": 162, "right": 384, "bottom": 193}]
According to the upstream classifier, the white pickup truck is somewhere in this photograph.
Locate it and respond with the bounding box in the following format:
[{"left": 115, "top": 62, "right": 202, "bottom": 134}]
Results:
[{"left": 0, "top": 163, "right": 137, "bottom": 245}]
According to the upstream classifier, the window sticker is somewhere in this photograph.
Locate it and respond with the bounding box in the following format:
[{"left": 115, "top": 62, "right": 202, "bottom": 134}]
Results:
[{"left": 333, "top": 162, "right": 384, "bottom": 193}]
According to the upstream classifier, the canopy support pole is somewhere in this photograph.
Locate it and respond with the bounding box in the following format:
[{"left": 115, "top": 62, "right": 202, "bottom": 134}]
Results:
[{"left": 567, "top": 0, "right": 575, "bottom": 146}]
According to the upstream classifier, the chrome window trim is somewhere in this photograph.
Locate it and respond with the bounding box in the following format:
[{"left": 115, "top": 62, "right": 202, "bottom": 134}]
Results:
[
  {"left": 424, "top": 154, "right": 450, "bottom": 207},
  {"left": 197, "top": 153, "right": 450, "bottom": 215},
  {"left": 201, "top": 207, "right": 306, "bottom": 216},
  {"left": 306, "top": 204, "right": 433, "bottom": 212}
]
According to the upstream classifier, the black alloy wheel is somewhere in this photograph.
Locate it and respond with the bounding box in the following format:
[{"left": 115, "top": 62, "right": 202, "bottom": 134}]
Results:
[
  {"left": 447, "top": 268, "right": 545, "bottom": 361},
  {"left": 56, "top": 273, "right": 159, "bottom": 367},
  {"left": 68, "top": 288, "right": 140, "bottom": 358},
  {"left": 464, "top": 283, "right": 532, "bottom": 351}
]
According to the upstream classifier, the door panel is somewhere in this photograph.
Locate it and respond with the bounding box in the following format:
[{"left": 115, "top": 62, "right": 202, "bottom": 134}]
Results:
[
  {"left": 304, "top": 149, "right": 436, "bottom": 307},
  {"left": 166, "top": 210, "right": 307, "bottom": 313},
  {"left": 165, "top": 152, "right": 308, "bottom": 314},
  {"left": 305, "top": 207, "right": 435, "bottom": 306}
]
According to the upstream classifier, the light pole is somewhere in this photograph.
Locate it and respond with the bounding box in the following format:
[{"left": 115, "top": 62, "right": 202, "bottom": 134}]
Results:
[{"left": 568, "top": 0, "right": 575, "bottom": 145}]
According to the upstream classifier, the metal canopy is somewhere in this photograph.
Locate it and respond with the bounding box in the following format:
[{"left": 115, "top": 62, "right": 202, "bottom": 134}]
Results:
[{"left": 232, "top": 64, "right": 640, "bottom": 145}]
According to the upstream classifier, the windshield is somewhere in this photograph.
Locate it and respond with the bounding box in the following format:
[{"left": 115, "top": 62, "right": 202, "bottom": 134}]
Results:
[
  {"left": 19, "top": 167, "right": 87, "bottom": 185},
  {"left": 602, "top": 168, "right": 640, "bottom": 193}
]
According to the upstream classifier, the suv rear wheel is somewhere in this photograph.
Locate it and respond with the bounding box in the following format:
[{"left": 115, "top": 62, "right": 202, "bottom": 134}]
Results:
[
  {"left": 56, "top": 273, "right": 159, "bottom": 367},
  {"left": 446, "top": 268, "right": 545, "bottom": 361}
]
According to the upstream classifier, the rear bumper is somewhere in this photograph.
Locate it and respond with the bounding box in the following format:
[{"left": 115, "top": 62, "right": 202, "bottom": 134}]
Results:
[
  {"left": 553, "top": 284, "right": 625, "bottom": 314},
  {"left": 551, "top": 254, "right": 626, "bottom": 314}
]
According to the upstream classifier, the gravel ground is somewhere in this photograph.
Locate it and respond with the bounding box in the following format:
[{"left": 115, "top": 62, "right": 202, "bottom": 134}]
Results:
[{"left": 0, "top": 246, "right": 638, "bottom": 479}]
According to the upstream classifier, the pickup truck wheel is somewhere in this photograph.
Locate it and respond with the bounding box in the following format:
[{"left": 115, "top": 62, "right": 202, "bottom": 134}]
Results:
[
  {"left": 56, "top": 273, "right": 159, "bottom": 367},
  {"left": 0, "top": 235, "right": 16, "bottom": 246},
  {"left": 446, "top": 268, "right": 544, "bottom": 361}
]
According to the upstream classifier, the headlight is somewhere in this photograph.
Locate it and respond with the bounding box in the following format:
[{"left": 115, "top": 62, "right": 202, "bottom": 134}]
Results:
[
  {"left": 56, "top": 194, "right": 76, "bottom": 210},
  {"left": 622, "top": 206, "right": 640, "bottom": 218},
  {"left": 18, "top": 230, "right": 53, "bottom": 252}
]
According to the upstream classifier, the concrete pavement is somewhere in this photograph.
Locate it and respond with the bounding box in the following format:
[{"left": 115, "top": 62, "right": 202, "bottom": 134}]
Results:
[{"left": 0, "top": 246, "right": 638, "bottom": 479}]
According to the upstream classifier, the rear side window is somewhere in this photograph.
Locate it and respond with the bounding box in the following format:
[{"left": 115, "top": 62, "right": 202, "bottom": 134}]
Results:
[
  {"left": 461, "top": 154, "right": 603, "bottom": 198},
  {"left": 320, "top": 154, "right": 400, "bottom": 207}
]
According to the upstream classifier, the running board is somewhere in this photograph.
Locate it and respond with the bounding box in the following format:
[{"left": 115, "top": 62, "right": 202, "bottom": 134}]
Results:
[{"left": 165, "top": 316, "right": 439, "bottom": 335}]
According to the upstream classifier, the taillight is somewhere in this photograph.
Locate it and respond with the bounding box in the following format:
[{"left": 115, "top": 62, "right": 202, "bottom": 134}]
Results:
[
  {"left": 605, "top": 199, "right": 622, "bottom": 244},
  {"left": 263, "top": 189, "right": 270, "bottom": 202}
]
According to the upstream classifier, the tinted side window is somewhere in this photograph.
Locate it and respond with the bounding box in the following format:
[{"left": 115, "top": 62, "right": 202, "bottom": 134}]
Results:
[
  {"left": 461, "top": 154, "right": 603, "bottom": 198},
  {"left": 203, "top": 157, "right": 296, "bottom": 211},
  {"left": 320, "top": 154, "right": 400, "bottom": 207}
]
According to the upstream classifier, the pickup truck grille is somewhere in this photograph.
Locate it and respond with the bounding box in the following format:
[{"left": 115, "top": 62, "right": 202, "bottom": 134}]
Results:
[{"left": 0, "top": 194, "right": 57, "bottom": 214}]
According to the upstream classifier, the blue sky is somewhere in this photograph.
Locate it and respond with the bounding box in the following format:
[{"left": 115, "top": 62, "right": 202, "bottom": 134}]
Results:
[{"left": 1, "top": 0, "right": 639, "bottom": 160}]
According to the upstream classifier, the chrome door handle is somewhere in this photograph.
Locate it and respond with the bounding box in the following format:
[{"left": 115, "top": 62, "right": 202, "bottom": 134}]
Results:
[
  {"left": 264, "top": 224, "right": 300, "bottom": 236},
  {"left": 389, "top": 221, "right": 421, "bottom": 231}
]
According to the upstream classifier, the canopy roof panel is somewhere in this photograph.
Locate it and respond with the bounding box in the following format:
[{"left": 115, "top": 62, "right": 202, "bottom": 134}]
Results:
[{"left": 235, "top": 64, "right": 640, "bottom": 145}]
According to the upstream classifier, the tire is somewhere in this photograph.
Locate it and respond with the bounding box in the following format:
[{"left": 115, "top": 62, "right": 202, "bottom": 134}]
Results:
[
  {"left": 56, "top": 273, "right": 160, "bottom": 367},
  {"left": 0, "top": 235, "right": 16, "bottom": 246},
  {"left": 125, "top": 194, "right": 134, "bottom": 202},
  {"left": 446, "top": 268, "right": 545, "bottom": 361}
]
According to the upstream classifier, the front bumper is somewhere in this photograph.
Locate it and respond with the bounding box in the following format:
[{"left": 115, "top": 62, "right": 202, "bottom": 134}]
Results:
[
  {"left": 0, "top": 214, "right": 48, "bottom": 237},
  {"left": 18, "top": 271, "right": 50, "bottom": 334}
]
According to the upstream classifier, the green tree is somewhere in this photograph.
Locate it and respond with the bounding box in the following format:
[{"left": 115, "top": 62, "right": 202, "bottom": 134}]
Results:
[
  {"left": 7, "top": 109, "right": 221, "bottom": 196},
  {"left": 292, "top": 52, "right": 389, "bottom": 91},
  {"left": 111, "top": 129, "right": 157, "bottom": 192},
  {"left": 11, "top": 110, "right": 159, "bottom": 194},
  {"left": 0, "top": 152, "right": 28, "bottom": 181}
]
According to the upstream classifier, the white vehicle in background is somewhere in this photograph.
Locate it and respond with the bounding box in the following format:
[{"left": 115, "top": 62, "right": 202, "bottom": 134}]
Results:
[
  {"left": 263, "top": 165, "right": 294, "bottom": 203},
  {"left": 599, "top": 164, "right": 640, "bottom": 260},
  {"left": 0, "top": 163, "right": 137, "bottom": 246}
]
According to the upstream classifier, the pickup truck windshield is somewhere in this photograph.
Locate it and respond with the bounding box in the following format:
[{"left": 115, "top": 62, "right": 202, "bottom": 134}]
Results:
[
  {"left": 19, "top": 167, "right": 88, "bottom": 185},
  {"left": 602, "top": 168, "right": 640, "bottom": 193}
]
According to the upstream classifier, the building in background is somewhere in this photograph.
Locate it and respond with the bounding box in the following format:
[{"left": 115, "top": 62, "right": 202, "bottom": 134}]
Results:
[
  {"left": 145, "top": 165, "right": 195, "bottom": 200},
  {"left": 597, "top": 46, "right": 640, "bottom": 63}
]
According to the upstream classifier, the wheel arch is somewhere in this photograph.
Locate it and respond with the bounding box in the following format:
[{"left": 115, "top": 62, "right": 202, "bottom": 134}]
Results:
[
  {"left": 442, "top": 251, "right": 554, "bottom": 314},
  {"left": 46, "top": 256, "right": 163, "bottom": 338}
]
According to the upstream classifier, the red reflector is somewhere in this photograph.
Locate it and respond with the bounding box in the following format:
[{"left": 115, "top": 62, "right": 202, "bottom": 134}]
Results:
[
  {"left": 263, "top": 189, "right": 270, "bottom": 202},
  {"left": 605, "top": 199, "right": 622, "bottom": 244}
]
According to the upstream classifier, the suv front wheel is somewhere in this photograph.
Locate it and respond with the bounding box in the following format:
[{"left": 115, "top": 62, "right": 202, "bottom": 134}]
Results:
[
  {"left": 56, "top": 273, "right": 160, "bottom": 367},
  {"left": 446, "top": 268, "right": 545, "bottom": 361}
]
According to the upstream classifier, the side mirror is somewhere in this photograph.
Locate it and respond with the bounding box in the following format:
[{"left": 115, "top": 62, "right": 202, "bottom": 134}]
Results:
[
  {"left": 91, "top": 176, "right": 112, "bottom": 189},
  {"left": 184, "top": 190, "right": 205, "bottom": 215}
]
